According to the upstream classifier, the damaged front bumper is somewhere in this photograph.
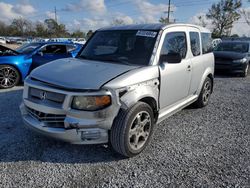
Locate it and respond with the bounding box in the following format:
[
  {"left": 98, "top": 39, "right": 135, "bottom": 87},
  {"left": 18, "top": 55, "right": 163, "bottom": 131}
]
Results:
[
  {"left": 20, "top": 78, "right": 121, "bottom": 144},
  {"left": 20, "top": 103, "right": 109, "bottom": 144}
]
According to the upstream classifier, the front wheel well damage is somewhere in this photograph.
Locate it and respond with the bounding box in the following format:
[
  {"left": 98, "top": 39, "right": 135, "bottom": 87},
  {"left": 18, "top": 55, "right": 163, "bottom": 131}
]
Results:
[{"left": 139, "top": 97, "right": 158, "bottom": 123}]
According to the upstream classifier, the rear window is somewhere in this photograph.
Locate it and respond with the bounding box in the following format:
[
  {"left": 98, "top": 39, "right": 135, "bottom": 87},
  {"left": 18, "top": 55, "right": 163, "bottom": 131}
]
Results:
[
  {"left": 16, "top": 43, "right": 41, "bottom": 54},
  {"left": 190, "top": 32, "right": 201, "bottom": 56},
  {"left": 67, "top": 45, "right": 77, "bottom": 53},
  {"left": 201, "top": 33, "right": 212, "bottom": 54},
  {"left": 41, "top": 45, "right": 67, "bottom": 54}
]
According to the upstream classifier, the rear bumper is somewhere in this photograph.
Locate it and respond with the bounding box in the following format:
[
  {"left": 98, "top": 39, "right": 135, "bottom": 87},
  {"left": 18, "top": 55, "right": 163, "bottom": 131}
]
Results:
[{"left": 20, "top": 103, "right": 109, "bottom": 145}]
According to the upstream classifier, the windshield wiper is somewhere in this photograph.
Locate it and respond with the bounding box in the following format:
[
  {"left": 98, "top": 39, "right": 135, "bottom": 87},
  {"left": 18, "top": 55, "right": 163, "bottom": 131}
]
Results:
[
  {"left": 78, "top": 55, "right": 95, "bottom": 61},
  {"left": 78, "top": 55, "right": 132, "bottom": 65}
]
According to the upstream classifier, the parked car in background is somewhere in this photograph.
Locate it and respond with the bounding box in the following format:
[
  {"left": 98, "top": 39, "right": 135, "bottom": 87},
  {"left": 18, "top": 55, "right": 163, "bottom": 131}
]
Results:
[
  {"left": 0, "top": 37, "right": 6, "bottom": 44},
  {"left": 74, "top": 38, "right": 86, "bottom": 45},
  {"left": 214, "top": 41, "right": 249, "bottom": 77},
  {"left": 0, "top": 42, "right": 82, "bottom": 88},
  {"left": 20, "top": 23, "right": 214, "bottom": 157}
]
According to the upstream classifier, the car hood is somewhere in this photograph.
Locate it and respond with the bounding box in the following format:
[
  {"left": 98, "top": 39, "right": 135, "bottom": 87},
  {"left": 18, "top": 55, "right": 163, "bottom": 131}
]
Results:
[
  {"left": 213, "top": 51, "right": 246, "bottom": 60},
  {"left": 30, "top": 58, "right": 139, "bottom": 90},
  {"left": 1, "top": 45, "right": 19, "bottom": 54}
]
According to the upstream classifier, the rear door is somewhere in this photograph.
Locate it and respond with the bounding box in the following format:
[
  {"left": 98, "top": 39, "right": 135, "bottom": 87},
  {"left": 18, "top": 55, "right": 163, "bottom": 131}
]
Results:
[
  {"left": 159, "top": 27, "right": 192, "bottom": 109},
  {"left": 188, "top": 27, "right": 204, "bottom": 95}
]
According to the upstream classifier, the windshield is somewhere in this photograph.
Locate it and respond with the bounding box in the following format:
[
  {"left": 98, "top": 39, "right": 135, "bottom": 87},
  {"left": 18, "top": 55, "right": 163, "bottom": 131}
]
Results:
[
  {"left": 79, "top": 30, "right": 159, "bottom": 66},
  {"left": 214, "top": 42, "right": 249, "bottom": 53},
  {"left": 16, "top": 43, "right": 42, "bottom": 54}
]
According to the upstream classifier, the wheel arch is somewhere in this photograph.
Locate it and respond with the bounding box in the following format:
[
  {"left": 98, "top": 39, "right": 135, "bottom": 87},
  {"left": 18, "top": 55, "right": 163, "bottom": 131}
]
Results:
[
  {"left": 139, "top": 97, "right": 159, "bottom": 122},
  {"left": 207, "top": 73, "right": 214, "bottom": 93},
  {"left": 197, "top": 68, "right": 214, "bottom": 95}
]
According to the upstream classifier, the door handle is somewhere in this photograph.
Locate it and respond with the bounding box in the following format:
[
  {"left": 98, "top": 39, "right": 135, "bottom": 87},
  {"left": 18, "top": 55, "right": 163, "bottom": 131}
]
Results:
[{"left": 187, "top": 65, "right": 191, "bottom": 71}]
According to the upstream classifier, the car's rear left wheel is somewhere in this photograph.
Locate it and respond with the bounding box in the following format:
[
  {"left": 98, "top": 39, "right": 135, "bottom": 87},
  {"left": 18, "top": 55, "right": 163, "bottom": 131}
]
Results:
[
  {"left": 0, "top": 65, "right": 20, "bottom": 89},
  {"left": 193, "top": 77, "right": 212, "bottom": 108}
]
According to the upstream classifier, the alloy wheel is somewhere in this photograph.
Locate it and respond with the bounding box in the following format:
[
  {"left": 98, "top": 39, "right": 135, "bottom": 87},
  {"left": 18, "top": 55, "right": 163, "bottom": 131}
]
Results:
[
  {"left": 0, "top": 67, "right": 18, "bottom": 88},
  {"left": 129, "top": 111, "right": 152, "bottom": 151},
  {"left": 202, "top": 80, "right": 212, "bottom": 105}
]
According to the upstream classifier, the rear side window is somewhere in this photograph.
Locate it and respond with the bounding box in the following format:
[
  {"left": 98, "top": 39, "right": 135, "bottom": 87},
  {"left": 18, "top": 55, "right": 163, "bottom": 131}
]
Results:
[
  {"left": 161, "top": 32, "right": 187, "bottom": 59},
  {"left": 190, "top": 32, "right": 201, "bottom": 56},
  {"left": 42, "top": 45, "right": 67, "bottom": 54},
  {"left": 67, "top": 45, "right": 77, "bottom": 53},
  {"left": 201, "top": 33, "right": 213, "bottom": 54}
]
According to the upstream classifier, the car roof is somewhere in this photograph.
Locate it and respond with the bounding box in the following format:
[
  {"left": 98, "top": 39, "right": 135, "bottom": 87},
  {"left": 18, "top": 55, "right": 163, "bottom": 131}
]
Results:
[
  {"left": 29, "top": 42, "right": 77, "bottom": 45},
  {"left": 98, "top": 23, "right": 211, "bottom": 33}
]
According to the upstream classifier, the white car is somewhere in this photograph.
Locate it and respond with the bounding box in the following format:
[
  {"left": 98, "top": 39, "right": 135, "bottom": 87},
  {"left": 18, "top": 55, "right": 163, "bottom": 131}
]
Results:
[
  {"left": 74, "top": 38, "right": 86, "bottom": 45},
  {"left": 0, "top": 37, "right": 6, "bottom": 44}
]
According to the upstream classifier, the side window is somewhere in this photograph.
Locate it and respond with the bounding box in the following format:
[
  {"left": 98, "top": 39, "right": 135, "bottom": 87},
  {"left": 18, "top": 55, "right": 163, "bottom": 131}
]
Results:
[
  {"left": 41, "top": 45, "right": 67, "bottom": 54},
  {"left": 67, "top": 45, "right": 77, "bottom": 53},
  {"left": 190, "top": 32, "right": 201, "bottom": 56},
  {"left": 201, "top": 33, "right": 213, "bottom": 54},
  {"left": 161, "top": 32, "right": 187, "bottom": 59}
]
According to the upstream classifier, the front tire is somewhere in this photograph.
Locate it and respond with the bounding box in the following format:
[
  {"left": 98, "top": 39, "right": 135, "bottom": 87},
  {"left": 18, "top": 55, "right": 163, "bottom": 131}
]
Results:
[
  {"left": 110, "top": 102, "right": 154, "bottom": 157},
  {"left": 193, "top": 77, "right": 212, "bottom": 108},
  {"left": 0, "top": 65, "right": 20, "bottom": 89}
]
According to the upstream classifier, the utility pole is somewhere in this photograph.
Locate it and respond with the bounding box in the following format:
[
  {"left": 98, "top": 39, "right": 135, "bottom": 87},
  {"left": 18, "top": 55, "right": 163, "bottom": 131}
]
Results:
[
  {"left": 167, "top": 0, "right": 171, "bottom": 23},
  {"left": 54, "top": 6, "right": 57, "bottom": 23}
]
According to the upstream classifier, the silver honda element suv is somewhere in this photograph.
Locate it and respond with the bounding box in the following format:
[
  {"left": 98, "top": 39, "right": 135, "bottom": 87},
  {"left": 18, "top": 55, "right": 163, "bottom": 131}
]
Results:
[{"left": 20, "top": 24, "right": 214, "bottom": 157}]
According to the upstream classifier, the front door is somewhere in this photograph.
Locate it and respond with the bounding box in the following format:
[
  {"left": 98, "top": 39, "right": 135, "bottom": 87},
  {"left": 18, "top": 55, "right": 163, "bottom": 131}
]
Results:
[
  {"left": 159, "top": 28, "right": 192, "bottom": 109},
  {"left": 32, "top": 44, "right": 70, "bottom": 70}
]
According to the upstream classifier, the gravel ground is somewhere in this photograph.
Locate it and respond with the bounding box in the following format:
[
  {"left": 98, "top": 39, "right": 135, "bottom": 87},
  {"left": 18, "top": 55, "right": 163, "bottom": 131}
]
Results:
[{"left": 0, "top": 75, "right": 249, "bottom": 188}]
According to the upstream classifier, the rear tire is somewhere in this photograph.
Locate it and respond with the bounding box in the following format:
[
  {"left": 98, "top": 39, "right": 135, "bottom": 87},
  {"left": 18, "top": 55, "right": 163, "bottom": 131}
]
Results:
[
  {"left": 110, "top": 102, "right": 154, "bottom": 157},
  {"left": 0, "top": 65, "right": 20, "bottom": 89},
  {"left": 193, "top": 77, "right": 212, "bottom": 108}
]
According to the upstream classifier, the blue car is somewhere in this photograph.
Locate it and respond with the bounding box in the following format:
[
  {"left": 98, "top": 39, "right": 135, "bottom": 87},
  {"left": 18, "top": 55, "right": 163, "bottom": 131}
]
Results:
[{"left": 0, "top": 42, "right": 82, "bottom": 88}]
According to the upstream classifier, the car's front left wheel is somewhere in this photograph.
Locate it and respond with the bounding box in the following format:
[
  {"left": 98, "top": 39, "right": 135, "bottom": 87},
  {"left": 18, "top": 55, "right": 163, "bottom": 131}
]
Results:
[
  {"left": 0, "top": 65, "right": 20, "bottom": 89},
  {"left": 110, "top": 102, "right": 154, "bottom": 157}
]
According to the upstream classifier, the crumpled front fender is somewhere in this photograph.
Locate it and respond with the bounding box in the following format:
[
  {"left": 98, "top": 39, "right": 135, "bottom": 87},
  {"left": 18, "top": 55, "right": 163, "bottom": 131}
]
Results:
[{"left": 118, "top": 78, "right": 159, "bottom": 110}]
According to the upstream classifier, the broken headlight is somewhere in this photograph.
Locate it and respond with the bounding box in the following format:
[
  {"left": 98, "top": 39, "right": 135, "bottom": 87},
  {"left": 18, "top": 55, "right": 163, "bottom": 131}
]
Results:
[{"left": 71, "top": 95, "right": 111, "bottom": 111}]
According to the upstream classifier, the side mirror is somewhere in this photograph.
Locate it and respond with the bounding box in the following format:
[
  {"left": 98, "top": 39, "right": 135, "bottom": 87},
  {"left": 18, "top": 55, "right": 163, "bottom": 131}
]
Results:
[
  {"left": 37, "top": 51, "right": 43, "bottom": 56},
  {"left": 160, "top": 52, "right": 182, "bottom": 64}
]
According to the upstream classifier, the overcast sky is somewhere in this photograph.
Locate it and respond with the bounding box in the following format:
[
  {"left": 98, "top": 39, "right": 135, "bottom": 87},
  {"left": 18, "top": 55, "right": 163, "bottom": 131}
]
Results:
[{"left": 0, "top": 0, "right": 249, "bottom": 35}]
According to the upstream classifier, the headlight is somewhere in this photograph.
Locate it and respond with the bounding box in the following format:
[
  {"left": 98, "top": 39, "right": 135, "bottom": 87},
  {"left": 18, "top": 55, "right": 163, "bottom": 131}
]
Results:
[
  {"left": 233, "top": 58, "right": 247, "bottom": 63},
  {"left": 72, "top": 95, "right": 111, "bottom": 111}
]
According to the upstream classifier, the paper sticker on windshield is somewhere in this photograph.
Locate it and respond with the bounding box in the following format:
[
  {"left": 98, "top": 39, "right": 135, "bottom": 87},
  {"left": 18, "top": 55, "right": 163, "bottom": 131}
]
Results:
[{"left": 136, "top": 30, "right": 157, "bottom": 38}]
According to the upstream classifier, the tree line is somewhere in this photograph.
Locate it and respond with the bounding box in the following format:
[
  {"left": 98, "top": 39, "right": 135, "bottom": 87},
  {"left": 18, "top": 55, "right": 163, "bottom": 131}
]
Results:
[
  {"left": 0, "top": 18, "right": 93, "bottom": 39},
  {"left": 159, "top": 0, "right": 247, "bottom": 38}
]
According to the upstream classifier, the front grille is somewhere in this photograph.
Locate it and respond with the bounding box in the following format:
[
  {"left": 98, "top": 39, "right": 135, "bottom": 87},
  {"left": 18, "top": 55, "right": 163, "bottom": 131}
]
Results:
[
  {"left": 28, "top": 87, "right": 65, "bottom": 106},
  {"left": 27, "top": 107, "right": 66, "bottom": 128},
  {"left": 215, "top": 58, "right": 232, "bottom": 64}
]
